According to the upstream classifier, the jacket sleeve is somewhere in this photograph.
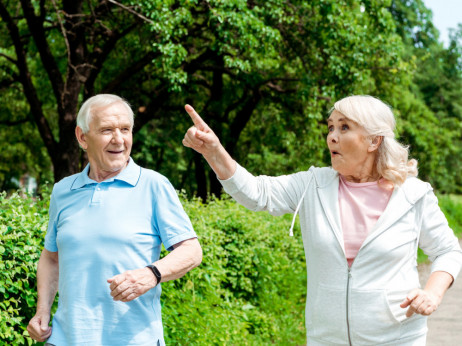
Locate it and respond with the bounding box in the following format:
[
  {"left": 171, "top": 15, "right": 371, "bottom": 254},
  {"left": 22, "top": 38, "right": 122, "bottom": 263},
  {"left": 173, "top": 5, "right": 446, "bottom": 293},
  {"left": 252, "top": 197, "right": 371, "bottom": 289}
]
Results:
[
  {"left": 418, "top": 190, "right": 462, "bottom": 281},
  {"left": 218, "top": 163, "right": 311, "bottom": 216}
]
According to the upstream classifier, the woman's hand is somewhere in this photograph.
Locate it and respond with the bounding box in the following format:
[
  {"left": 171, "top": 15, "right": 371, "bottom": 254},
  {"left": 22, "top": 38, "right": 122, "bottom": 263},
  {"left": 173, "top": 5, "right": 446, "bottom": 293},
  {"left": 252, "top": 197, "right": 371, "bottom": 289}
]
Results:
[
  {"left": 183, "top": 104, "right": 236, "bottom": 180},
  {"left": 400, "top": 270, "right": 453, "bottom": 318},
  {"left": 400, "top": 288, "right": 441, "bottom": 317},
  {"left": 183, "top": 105, "right": 221, "bottom": 158}
]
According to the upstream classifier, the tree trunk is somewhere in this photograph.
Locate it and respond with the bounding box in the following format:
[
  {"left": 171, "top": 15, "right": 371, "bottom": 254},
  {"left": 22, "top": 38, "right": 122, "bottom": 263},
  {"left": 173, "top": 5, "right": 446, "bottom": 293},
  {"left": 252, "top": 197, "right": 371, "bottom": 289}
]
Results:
[{"left": 194, "top": 153, "right": 208, "bottom": 201}]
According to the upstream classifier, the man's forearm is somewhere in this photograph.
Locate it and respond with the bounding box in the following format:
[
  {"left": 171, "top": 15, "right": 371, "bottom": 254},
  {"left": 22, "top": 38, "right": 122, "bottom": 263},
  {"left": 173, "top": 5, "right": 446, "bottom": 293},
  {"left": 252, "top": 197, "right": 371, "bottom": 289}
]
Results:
[
  {"left": 36, "top": 249, "right": 59, "bottom": 313},
  {"left": 153, "top": 238, "right": 202, "bottom": 283}
]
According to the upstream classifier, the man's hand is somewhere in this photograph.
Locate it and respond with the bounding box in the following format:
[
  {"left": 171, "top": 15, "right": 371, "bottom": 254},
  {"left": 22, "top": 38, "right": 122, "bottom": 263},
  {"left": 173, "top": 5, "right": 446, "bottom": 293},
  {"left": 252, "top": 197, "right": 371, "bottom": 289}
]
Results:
[
  {"left": 27, "top": 311, "right": 52, "bottom": 342},
  {"left": 182, "top": 104, "right": 221, "bottom": 157},
  {"left": 107, "top": 267, "right": 157, "bottom": 302},
  {"left": 400, "top": 288, "right": 441, "bottom": 317}
]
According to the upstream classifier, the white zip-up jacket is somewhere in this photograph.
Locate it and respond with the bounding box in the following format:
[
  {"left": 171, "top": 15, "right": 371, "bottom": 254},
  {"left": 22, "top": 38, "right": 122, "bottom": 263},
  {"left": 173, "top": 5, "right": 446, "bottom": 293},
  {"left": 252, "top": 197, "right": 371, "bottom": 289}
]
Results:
[{"left": 219, "top": 164, "right": 462, "bottom": 345}]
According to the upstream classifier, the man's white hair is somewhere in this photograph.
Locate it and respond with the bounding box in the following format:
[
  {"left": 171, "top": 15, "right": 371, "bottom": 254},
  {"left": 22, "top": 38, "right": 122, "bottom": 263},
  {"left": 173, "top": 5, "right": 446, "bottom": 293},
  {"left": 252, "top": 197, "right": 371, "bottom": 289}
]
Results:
[
  {"left": 333, "top": 95, "right": 417, "bottom": 185},
  {"left": 76, "top": 94, "right": 134, "bottom": 133}
]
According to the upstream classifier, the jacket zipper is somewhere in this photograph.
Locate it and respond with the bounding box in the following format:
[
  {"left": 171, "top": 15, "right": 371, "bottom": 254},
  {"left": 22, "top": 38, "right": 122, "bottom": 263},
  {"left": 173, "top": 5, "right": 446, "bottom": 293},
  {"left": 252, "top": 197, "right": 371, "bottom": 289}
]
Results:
[{"left": 346, "top": 267, "right": 353, "bottom": 346}]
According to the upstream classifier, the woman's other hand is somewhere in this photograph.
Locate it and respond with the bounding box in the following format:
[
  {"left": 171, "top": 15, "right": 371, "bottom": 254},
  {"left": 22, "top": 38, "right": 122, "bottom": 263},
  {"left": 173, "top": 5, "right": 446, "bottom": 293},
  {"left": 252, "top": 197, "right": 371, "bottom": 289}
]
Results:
[
  {"left": 400, "top": 270, "right": 453, "bottom": 317},
  {"left": 400, "top": 288, "right": 441, "bottom": 317}
]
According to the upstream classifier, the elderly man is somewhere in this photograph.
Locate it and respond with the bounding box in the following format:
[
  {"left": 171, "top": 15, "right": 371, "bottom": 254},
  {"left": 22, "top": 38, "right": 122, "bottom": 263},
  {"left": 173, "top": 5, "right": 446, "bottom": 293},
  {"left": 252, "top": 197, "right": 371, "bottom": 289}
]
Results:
[{"left": 27, "top": 94, "right": 202, "bottom": 345}]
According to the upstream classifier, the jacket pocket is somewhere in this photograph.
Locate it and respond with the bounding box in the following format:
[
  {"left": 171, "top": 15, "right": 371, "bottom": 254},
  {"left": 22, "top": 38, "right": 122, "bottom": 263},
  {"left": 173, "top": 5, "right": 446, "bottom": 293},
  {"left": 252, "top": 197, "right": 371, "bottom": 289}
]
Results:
[
  {"left": 386, "top": 289, "right": 410, "bottom": 323},
  {"left": 307, "top": 283, "right": 349, "bottom": 344},
  {"left": 349, "top": 289, "right": 401, "bottom": 344}
]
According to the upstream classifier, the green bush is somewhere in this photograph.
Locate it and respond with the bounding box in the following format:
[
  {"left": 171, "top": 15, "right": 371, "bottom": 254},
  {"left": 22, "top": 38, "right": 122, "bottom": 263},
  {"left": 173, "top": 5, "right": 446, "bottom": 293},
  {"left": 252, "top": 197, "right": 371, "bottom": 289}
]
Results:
[
  {"left": 438, "top": 195, "right": 462, "bottom": 238},
  {"left": 0, "top": 192, "right": 307, "bottom": 345},
  {"left": 161, "top": 196, "right": 307, "bottom": 344},
  {"left": 0, "top": 190, "right": 51, "bottom": 346},
  {"left": 2, "top": 190, "right": 461, "bottom": 345}
]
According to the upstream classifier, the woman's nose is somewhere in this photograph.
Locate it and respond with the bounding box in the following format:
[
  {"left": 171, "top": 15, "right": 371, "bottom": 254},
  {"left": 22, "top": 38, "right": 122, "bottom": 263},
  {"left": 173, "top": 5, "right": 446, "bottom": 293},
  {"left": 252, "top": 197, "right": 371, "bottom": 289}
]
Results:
[{"left": 327, "top": 131, "right": 338, "bottom": 143}]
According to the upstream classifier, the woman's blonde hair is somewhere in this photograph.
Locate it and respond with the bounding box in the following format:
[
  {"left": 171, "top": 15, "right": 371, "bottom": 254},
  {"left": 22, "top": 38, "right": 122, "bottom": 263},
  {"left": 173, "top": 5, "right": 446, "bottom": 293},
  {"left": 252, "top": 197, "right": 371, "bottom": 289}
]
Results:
[{"left": 333, "top": 95, "right": 417, "bottom": 186}]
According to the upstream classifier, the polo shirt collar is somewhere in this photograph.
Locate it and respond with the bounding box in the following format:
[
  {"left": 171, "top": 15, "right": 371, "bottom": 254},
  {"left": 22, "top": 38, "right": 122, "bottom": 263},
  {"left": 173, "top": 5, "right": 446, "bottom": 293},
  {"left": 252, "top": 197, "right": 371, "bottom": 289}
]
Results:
[{"left": 70, "top": 157, "right": 141, "bottom": 190}]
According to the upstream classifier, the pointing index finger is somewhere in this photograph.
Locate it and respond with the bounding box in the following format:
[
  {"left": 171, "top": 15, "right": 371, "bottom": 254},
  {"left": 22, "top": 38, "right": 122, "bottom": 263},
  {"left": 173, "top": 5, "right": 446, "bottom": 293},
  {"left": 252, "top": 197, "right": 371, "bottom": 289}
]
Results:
[{"left": 185, "top": 104, "right": 207, "bottom": 129}]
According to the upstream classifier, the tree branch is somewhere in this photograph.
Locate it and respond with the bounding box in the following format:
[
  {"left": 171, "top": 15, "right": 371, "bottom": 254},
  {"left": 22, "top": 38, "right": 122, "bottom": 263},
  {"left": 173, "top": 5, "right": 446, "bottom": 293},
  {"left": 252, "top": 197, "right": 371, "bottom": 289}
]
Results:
[
  {"left": 0, "top": 52, "right": 17, "bottom": 64},
  {"left": 85, "top": 22, "right": 141, "bottom": 97},
  {"left": 0, "top": 117, "right": 30, "bottom": 126},
  {"left": 100, "top": 51, "right": 160, "bottom": 94},
  {"left": 20, "top": 0, "right": 65, "bottom": 103},
  {"left": 227, "top": 88, "right": 262, "bottom": 156},
  {"left": 107, "top": 0, "right": 155, "bottom": 24},
  {"left": 0, "top": 1, "right": 57, "bottom": 157}
]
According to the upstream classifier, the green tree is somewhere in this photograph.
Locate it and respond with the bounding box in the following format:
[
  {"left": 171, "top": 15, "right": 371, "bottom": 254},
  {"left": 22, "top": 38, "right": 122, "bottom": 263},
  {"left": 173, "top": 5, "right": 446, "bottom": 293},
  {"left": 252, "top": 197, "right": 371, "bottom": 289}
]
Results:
[
  {"left": 388, "top": 0, "right": 462, "bottom": 192},
  {"left": 2, "top": 0, "right": 459, "bottom": 197}
]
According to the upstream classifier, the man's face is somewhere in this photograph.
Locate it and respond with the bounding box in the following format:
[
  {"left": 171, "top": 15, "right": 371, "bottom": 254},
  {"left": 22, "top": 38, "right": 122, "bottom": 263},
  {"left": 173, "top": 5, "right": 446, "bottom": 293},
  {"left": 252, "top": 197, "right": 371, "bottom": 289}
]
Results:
[{"left": 76, "top": 102, "right": 133, "bottom": 181}]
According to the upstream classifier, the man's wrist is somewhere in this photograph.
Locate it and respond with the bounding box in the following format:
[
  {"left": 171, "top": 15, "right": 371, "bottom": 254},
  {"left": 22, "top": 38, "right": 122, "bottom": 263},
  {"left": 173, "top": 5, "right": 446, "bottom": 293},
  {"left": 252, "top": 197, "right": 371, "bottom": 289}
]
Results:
[{"left": 146, "top": 264, "right": 162, "bottom": 286}]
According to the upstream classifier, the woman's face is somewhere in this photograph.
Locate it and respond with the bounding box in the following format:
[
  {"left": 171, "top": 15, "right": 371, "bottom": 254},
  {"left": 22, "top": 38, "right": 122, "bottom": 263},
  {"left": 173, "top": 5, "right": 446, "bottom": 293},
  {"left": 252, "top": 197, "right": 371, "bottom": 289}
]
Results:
[{"left": 326, "top": 110, "right": 377, "bottom": 179}]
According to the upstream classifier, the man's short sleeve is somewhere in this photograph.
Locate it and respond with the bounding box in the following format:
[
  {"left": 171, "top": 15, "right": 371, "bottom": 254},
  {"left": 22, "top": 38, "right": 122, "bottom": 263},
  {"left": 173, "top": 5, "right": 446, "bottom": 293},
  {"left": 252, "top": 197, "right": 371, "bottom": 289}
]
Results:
[
  {"left": 153, "top": 177, "right": 196, "bottom": 251},
  {"left": 44, "top": 188, "right": 59, "bottom": 252}
]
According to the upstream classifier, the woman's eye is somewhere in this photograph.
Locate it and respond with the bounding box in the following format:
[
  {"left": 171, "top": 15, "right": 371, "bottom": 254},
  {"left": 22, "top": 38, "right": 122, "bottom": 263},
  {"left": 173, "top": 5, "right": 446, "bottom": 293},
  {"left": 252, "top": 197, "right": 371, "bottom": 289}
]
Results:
[
  {"left": 328, "top": 126, "right": 333, "bottom": 132},
  {"left": 341, "top": 124, "right": 349, "bottom": 130}
]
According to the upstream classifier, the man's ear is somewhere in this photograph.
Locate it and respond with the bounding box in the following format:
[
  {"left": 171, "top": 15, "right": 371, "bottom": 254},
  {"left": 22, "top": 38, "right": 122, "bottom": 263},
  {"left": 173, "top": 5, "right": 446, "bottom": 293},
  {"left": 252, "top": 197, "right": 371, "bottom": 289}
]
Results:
[
  {"left": 75, "top": 126, "right": 88, "bottom": 150},
  {"left": 368, "top": 136, "right": 383, "bottom": 152}
]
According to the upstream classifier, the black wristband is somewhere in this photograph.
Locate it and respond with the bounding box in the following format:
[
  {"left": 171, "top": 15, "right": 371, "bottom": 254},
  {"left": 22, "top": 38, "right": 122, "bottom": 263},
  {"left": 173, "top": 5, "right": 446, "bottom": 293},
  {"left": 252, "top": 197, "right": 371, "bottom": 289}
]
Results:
[{"left": 146, "top": 265, "right": 162, "bottom": 286}]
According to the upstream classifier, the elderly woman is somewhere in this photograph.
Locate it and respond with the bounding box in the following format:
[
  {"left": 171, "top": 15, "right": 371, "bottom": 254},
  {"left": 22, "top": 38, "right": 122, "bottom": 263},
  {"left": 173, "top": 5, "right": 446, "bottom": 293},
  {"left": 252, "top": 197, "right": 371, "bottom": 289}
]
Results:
[{"left": 183, "top": 95, "right": 462, "bottom": 345}]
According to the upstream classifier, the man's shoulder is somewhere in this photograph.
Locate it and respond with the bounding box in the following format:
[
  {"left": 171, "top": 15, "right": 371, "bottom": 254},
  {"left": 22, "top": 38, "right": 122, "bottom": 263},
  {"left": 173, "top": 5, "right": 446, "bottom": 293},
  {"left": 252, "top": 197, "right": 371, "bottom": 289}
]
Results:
[
  {"left": 139, "top": 166, "right": 171, "bottom": 186},
  {"left": 52, "top": 172, "right": 82, "bottom": 192}
]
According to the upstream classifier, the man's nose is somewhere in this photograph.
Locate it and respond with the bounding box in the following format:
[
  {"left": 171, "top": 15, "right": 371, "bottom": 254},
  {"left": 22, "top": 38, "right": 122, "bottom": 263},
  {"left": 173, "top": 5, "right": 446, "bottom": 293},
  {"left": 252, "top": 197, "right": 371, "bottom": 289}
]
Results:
[{"left": 112, "top": 129, "right": 123, "bottom": 143}]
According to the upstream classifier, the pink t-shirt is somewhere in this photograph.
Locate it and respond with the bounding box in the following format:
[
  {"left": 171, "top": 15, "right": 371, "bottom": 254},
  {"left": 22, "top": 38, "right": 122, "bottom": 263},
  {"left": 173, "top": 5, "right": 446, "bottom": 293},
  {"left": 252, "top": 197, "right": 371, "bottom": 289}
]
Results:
[{"left": 338, "top": 175, "right": 393, "bottom": 267}]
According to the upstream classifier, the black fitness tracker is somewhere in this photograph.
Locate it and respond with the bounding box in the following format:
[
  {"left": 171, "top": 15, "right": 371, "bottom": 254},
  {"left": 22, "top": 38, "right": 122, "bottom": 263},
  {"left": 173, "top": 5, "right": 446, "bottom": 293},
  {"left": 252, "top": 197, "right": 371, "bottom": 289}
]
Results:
[{"left": 146, "top": 264, "right": 162, "bottom": 286}]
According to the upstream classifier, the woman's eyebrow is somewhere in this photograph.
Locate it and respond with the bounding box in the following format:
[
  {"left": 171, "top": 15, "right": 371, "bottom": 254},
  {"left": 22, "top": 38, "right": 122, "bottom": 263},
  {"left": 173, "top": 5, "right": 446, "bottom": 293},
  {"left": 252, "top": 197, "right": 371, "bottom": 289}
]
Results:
[{"left": 327, "top": 117, "right": 347, "bottom": 123}]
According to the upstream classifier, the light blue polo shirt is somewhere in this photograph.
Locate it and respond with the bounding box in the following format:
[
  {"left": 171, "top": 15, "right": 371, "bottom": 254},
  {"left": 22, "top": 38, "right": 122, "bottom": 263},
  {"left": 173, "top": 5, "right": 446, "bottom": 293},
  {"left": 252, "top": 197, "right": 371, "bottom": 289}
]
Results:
[{"left": 44, "top": 158, "right": 196, "bottom": 346}]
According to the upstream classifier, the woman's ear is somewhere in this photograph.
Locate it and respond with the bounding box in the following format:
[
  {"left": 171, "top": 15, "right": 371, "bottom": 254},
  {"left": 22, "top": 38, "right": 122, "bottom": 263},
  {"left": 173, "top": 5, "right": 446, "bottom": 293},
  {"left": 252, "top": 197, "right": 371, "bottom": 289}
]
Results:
[
  {"left": 75, "top": 126, "right": 88, "bottom": 150},
  {"left": 368, "top": 136, "right": 383, "bottom": 152}
]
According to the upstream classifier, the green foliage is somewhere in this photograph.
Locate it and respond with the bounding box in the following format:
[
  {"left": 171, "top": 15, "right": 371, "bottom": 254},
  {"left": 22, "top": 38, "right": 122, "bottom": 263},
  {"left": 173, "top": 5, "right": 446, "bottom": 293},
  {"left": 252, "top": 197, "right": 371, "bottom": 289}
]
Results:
[
  {"left": 0, "top": 190, "right": 51, "bottom": 345},
  {"left": 388, "top": 1, "right": 462, "bottom": 193},
  {"left": 438, "top": 195, "right": 462, "bottom": 238},
  {"left": 161, "top": 195, "right": 307, "bottom": 344},
  {"left": 1, "top": 0, "right": 462, "bottom": 196}
]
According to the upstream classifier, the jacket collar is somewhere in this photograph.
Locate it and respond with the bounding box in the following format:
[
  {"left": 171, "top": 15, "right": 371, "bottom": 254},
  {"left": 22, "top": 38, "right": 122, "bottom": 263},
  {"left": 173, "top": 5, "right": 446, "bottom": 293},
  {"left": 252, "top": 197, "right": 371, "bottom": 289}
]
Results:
[
  {"left": 313, "top": 168, "right": 345, "bottom": 254},
  {"left": 70, "top": 157, "right": 141, "bottom": 190}
]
